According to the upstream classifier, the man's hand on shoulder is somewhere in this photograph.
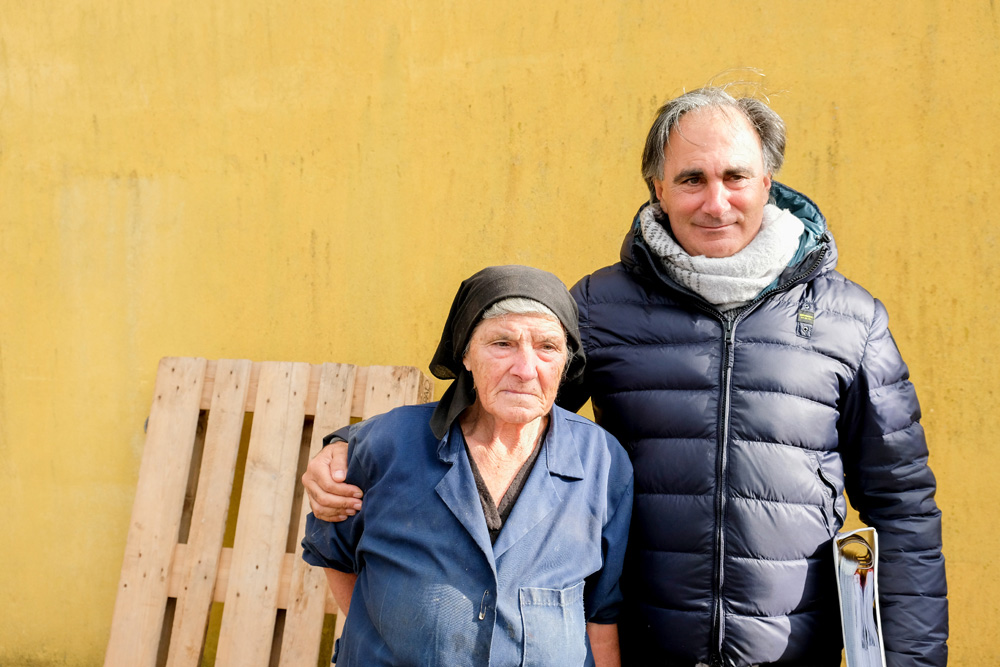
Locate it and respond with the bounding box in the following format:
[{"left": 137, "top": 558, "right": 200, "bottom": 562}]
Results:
[{"left": 302, "top": 441, "right": 363, "bottom": 522}]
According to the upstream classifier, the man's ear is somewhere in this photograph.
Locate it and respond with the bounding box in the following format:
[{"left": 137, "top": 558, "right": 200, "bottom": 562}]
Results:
[{"left": 653, "top": 179, "right": 666, "bottom": 209}]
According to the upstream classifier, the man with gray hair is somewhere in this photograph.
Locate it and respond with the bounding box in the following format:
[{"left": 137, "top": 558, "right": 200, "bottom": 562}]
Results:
[{"left": 304, "top": 86, "right": 948, "bottom": 666}]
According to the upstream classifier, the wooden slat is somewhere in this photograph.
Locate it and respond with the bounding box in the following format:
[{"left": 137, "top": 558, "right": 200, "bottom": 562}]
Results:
[
  {"left": 279, "top": 363, "right": 359, "bottom": 666},
  {"left": 168, "top": 545, "right": 341, "bottom": 615},
  {"left": 361, "top": 365, "right": 434, "bottom": 419},
  {"left": 110, "top": 357, "right": 434, "bottom": 665},
  {"left": 105, "top": 357, "right": 207, "bottom": 667},
  {"left": 165, "top": 359, "right": 252, "bottom": 667},
  {"left": 215, "top": 361, "right": 312, "bottom": 663},
  {"left": 201, "top": 361, "right": 432, "bottom": 419}
]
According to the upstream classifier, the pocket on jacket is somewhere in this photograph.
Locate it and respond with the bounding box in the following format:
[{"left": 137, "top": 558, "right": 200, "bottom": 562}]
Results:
[
  {"left": 520, "top": 581, "right": 587, "bottom": 667},
  {"left": 815, "top": 463, "right": 846, "bottom": 529}
]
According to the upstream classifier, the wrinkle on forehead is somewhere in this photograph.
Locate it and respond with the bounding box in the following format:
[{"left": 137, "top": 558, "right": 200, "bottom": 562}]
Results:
[
  {"left": 663, "top": 107, "right": 766, "bottom": 181},
  {"left": 666, "top": 106, "right": 763, "bottom": 156}
]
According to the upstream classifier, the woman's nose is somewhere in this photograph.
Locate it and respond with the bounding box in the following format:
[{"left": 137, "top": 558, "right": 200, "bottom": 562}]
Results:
[{"left": 509, "top": 347, "right": 539, "bottom": 379}]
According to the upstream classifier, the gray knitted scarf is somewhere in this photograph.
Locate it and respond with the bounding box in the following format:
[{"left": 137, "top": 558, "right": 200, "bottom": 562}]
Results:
[{"left": 641, "top": 204, "right": 804, "bottom": 311}]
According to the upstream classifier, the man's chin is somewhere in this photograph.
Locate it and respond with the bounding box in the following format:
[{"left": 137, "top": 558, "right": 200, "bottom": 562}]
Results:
[{"left": 690, "top": 233, "right": 751, "bottom": 258}]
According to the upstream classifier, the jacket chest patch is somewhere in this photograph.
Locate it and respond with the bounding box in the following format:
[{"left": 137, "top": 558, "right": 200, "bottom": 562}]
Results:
[{"left": 796, "top": 303, "right": 816, "bottom": 339}]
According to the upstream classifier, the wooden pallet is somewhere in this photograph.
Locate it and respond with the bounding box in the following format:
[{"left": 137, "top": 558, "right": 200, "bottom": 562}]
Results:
[{"left": 105, "top": 357, "right": 433, "bottom": 667}]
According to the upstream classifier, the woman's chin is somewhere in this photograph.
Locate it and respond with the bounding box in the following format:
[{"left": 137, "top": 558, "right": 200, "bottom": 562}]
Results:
[{"left": 487, "top": 402, "right": 549, "bottom": 426}]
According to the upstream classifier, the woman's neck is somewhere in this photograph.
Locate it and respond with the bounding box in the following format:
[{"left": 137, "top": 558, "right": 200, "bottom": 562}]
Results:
[{"left": 460, "top": 406, "right": 548, "bottom": 504}]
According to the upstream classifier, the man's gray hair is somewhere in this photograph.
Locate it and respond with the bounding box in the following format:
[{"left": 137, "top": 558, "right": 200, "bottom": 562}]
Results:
[{"left": 640, "top": 86, "right": 786, "bottom": 204}]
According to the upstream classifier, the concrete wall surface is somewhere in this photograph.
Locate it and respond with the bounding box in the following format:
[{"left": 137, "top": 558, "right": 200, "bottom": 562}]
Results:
[{"left": 1, "top": 1, "right": 996, "bottom": 664}]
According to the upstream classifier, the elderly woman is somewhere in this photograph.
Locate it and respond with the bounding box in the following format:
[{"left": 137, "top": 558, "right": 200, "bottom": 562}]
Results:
[{"left": 302, "top": 265, "right": 633, "bottom": 667}]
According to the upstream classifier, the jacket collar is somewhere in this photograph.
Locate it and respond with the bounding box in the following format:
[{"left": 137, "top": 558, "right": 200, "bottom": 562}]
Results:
[{"left": 540, "top": 405, "right": 586, "bottom": 480}]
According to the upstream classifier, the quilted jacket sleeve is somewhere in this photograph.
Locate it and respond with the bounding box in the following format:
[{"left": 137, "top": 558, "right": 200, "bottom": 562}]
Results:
[{"left": 839, "top": 298, "right": 948, "bottom": 666}]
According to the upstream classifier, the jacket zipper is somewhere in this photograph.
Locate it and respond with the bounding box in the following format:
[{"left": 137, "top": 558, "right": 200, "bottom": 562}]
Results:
[
  {"left": 709, "top": 315, "right": 738, "bottom": 667},
  {"left": 704, "top": 241, "right": 830, "bottom": 667}
]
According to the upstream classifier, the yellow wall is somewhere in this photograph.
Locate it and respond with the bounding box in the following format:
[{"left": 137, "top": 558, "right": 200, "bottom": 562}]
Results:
[{"left": 1, "top": 1, "right": 995, "bottom": 663}]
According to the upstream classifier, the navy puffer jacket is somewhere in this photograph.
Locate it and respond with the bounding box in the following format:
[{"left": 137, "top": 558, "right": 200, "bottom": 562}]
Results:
[{"left": 564, "top": 183, "right": 947, "bottom": 667}]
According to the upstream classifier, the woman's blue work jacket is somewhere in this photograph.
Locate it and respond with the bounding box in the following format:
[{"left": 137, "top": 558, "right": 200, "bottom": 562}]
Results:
[{"left": 302, "top": 402, "right": 634, "bottom": 666}]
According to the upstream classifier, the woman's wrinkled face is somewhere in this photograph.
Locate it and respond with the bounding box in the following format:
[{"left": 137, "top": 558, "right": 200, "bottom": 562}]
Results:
[{"left": 462, "top": 313, "right": 568, "bottom": 425}]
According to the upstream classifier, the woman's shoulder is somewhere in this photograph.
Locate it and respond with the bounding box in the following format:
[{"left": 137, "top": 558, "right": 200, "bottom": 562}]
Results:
[
  {"left": 550, "top": 406, "right": 632, "bottom": 472},
  {"left": 352, "top": 402, "right": 435, "bottom": 434},
  {"left": 551, "top": 404, "right": 615, "bottom": 437},
  {"left": 349, "top": 403, "right": 438, "bottom": 456}
]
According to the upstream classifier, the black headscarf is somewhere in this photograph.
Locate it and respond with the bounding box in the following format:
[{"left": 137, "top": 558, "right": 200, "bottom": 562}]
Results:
[{"left": 428, "top": 265, "right": 585, "bottom": 438}]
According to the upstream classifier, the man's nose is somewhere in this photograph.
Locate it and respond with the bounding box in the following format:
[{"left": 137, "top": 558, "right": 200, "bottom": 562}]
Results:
[{"left": 701, "top": 182, "right": 730, "bottom": 217}]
